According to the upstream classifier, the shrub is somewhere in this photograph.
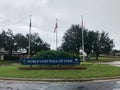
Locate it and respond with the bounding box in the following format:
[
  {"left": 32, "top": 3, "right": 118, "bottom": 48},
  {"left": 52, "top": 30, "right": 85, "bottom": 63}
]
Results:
[
  {"left": 4, "top": 55, "right": 20, "bottom": 60},
  {"left": 32, "top": 50, "right": 79, "bottom": 58}
]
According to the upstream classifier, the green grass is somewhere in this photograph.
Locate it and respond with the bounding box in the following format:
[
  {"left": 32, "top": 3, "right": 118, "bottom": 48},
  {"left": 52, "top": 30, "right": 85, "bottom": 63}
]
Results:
[
  {"left": 0, "top": 57, "right": 120, "bottom": 79},
  {"left": 0, "top": 63, "right": 120, "bottom": 79}
]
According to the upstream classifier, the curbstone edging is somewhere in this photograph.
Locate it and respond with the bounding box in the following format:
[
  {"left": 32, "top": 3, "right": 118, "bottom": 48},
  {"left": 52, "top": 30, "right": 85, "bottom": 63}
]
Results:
[{"left": 0, "top": 76, "right": 120, "bottom": 82}]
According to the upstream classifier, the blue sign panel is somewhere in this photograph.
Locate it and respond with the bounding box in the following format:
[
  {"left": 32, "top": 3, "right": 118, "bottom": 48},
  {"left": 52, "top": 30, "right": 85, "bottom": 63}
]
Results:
[{"left": 21, "top": 58, "right": 80, "bottom": 65}]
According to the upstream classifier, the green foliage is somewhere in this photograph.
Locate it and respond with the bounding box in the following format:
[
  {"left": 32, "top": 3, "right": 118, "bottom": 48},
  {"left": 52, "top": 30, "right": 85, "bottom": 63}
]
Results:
[
  {"left": 32, "top": 50, "right": 79, "bottom": 58},
  {"left": 4, "top": 55, "right": 20, "bottom": 60},
  {"left": 26, "top": 33, "right": 50, "bottom": 53},
  {"left": 62, "top": 25, "right": 82, "bottom": 54},
  {"left": 14, "top": 33, "right": 28, "bottom": 50},
  {"left": 0, "top": 29, "right": 14, "bottom": 55},
  {"left": 61, "top": 24, "right": 114, "bottom": 60},
  {"left": 0, "top": 29, "right": 50, "bottom": 55}
]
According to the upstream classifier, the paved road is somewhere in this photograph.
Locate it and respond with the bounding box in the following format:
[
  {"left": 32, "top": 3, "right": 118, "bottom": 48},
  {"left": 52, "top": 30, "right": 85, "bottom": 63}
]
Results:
[
  {"left": 0, "top": 80, "right": 120, "bottom": 90},
  {"left": 102, "top": 61, "right": 120, "bottom": 66}
]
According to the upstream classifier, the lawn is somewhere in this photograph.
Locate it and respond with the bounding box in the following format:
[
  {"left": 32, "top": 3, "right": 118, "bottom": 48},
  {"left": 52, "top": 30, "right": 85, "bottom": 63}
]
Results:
[
  {"left": 0, "top": 63, "right": 120, "bottom": 79},
  {"left": 0, "top": 56, "right": 120, "bottom": 79}
]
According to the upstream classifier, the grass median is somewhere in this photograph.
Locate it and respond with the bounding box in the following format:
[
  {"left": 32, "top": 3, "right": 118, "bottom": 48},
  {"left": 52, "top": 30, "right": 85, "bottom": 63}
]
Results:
[{"left": 0, "top": 62, "right": 120, "bottom": 79}]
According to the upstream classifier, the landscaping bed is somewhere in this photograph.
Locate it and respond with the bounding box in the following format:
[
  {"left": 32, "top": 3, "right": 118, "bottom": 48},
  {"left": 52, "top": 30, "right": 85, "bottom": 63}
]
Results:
[{"left": 19, "top": 65, "right": 87, "bottom": 70}]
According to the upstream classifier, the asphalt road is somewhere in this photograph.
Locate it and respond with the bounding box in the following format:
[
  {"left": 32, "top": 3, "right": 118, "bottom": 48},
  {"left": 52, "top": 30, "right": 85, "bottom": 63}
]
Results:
[{"left": 0, "top": 80, "right": 120, "bottom": 90}]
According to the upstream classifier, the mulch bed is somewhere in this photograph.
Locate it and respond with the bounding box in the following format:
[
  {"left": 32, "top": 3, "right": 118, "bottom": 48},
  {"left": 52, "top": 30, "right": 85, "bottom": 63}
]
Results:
[{"left": 19, "top": 66, "right": 87, "bottom": 70}]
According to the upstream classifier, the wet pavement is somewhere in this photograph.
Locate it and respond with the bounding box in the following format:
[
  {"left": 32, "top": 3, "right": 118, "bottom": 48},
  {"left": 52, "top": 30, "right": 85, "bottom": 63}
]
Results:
[
  {"left": 102, "top": 61, "right": 120, "bottom": 66},
  {"left": 0, "top": 80, "right": 120, "bottom": 90}
]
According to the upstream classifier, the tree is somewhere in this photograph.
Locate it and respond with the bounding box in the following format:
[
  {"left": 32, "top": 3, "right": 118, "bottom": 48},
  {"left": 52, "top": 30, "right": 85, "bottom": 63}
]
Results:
[
  {"left": 100, "top": 31, "right": 114, "bottom": 55},
  {"left": 61, "top": 24, "right": 114, "bottom": 60},
  {"left": 6, "top": 29, "right": 14, "bottom": 55},
  {"left": 14, "top": 33, "right": 28, "bottom": 51},
  {"left": 0, "top": 30, "right": 7, "bottom": 48},
  {"left": 26, "top": 33, "right": 50, "bottom": 53},
  {"left": 84, "top": 31, "right": 95, "bottom": 59},
  {"left": 0, "top": 29, "right": 15, "bottom": 56},
  {"left": 92, "top": 31, "right": 101, "bottom": 60},
  {"left": 61, "top": 25, "right": 82, "bottom": 54},
  {"left": 92, "top": 31, "right": 114, "bottom": 60},
  {"left": 0, "top": 30, "right": 50, "bottom": 55}
]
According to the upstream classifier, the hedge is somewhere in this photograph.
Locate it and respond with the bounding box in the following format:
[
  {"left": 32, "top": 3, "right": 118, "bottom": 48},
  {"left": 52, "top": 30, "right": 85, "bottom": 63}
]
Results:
[
  {"left": 4, "top": 55, "right": 20, "bottom": 60},
  {"left": 32, "top": 50, "right": 79, "bottom": 58}
]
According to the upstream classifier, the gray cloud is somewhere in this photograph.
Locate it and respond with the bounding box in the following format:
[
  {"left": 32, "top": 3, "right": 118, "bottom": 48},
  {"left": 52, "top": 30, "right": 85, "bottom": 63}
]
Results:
[{"left": 0, "top": 0, "right": 119, "bottom": 49}]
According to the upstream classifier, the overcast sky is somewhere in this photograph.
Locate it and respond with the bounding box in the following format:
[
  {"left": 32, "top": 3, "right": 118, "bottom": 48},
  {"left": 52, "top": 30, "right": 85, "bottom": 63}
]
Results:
[{"left": 0, "top": 0, "right": 120, "bottom": 50}]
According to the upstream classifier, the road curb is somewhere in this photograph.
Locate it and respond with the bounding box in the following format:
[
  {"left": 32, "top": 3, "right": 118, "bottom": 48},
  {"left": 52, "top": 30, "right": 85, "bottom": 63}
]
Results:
[
  {"left": 0, "top": 77, "right": 92, "bottom": 82},
  {"left": 0, "top": 76, "right": 120, "bottom": 82}
]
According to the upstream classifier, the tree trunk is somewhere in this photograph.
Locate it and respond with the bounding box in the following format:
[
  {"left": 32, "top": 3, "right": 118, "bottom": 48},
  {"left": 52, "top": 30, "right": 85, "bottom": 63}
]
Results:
[
  {"left": 86, "top": 55, "right": 90, "bottom": 60},
  {"left": 96, "top": 53, "right": 99, "bottom": 60},
  {"left": 9, "top": 49, "right": 12, "bottom": 56}
]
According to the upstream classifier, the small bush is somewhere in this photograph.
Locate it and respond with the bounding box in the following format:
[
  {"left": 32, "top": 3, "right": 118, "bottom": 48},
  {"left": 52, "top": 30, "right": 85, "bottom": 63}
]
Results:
[
  {"left": 4, "top": 55, "right": 20, "bottom": 60},
  {"left": 32, "top": 50, "right": 79, "bottom": 58}
]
